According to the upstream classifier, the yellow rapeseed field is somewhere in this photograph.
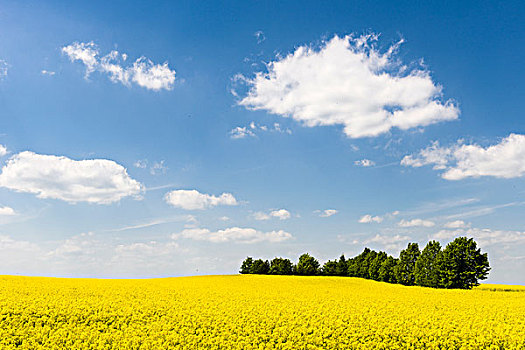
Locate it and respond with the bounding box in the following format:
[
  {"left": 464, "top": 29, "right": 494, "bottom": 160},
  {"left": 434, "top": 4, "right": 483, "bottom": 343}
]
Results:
[{"left": 1, "top": 275, "right": 524, "bottom": 349}]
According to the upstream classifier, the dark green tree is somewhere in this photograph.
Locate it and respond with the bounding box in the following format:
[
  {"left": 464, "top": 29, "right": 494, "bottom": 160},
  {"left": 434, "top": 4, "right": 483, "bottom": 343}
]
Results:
[
  {"left": 239, "top": 257, "right": 253, "bottom": 274},
  {"left": 269, "top": 257, "right": 294, "bottom": 275},
  {"left": 295, "top": 253, "right": 320, "bottom": 275},
  {"left": 347, "top": 248, "right": 371, "bottom": 277},
  {"left": 378, "top": 256, "right": 398, "bottom": 283},
  {"left": 439, "top": 237, "right": 490, "bottom": 289},
  {"left": 250, "top": 259, "right": 270, "bottom": 274},
  {"left": 414, "top": 241, "right": 443, "bottom": 288},
  {"left": 369, "top": 251, "right": 388, "bottom": 281},
  {"left": 321, "top": 260, "right": 339, "bottom": 275},
  {"left": 335, "top": 254, "right": 347, "bottom": 276},
  {"left": 394, "top": 243, "right": 421, "bottom": 285}
]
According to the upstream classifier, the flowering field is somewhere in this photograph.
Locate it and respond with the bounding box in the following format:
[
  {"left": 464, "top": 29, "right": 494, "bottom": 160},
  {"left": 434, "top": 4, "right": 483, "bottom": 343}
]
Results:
[{"left": 0, "top": 275, "right": 524, "bottom": 349}]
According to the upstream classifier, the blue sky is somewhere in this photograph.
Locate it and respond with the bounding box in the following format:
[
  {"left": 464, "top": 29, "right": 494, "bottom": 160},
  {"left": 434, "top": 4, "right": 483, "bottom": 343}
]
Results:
[{"left": 0, "top": 1, "right": 524, "bottom": 283}]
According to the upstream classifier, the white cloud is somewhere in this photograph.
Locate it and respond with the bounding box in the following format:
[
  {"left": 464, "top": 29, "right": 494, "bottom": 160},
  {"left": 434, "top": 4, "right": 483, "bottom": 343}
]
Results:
[
  {"left": 254, "top": 31, "right": 266, "bottom": 44},
  {"left": 317, "top": 209, "right": 338, "bottom": 217},
  {"left": 358, "top": 214, "right": 383, "bottom": 223},
  {"left": 402, "top": 134, "right": 525, "bottom": 180},
  {"left": 270, "top": 209, "right": 291, "bottom": 220},
  {"left": 238, "top": 34, "right": 458, "bottom": 138},
  {"left": 398, "top": 218, "right": 435, "bottom": 227},
  {"left": 173, "top": 227, "right": 292, "bottom": 244},
  {"left": 0, "top": 206, "right": 16, "bottom": 216},
  {"left": 0, "top": 60, "right": 8, "bottom": 79},
  {"left": 62, "top": 42, "right": 176, "bottom": 91},
  {"left": 41, "top": 70, "right": 56, "bottom": 76},
  {"left": 230, "top": 126, "right": 256, "bottom": 139},
  {"left": 364, "top": 234, "right": 410, "bottom": 245},
  {"left": 134, "top": 159, "right": 147, "bottom": 168},
  {"left": 0, "top": 145, "right": 7, "bottom": 157},
  {"left": 150, "top": 160, "right": 168, "bottom": 175},
  {"left": 230, "top": 122, "right": 291, "bottom": 139},
  {"left": 253, "top": 211, "right": 270, "bottom": 220},
  {"left": 354, "top": 159, "right": 375, "bottom": 167},
  {"left": 443, "top": 220, "right": 469, "bottom": 229},
  {"left": 0, "top": 151, "right": 143, "bottom": 204},
  {"left": 432, "top": 227, "right": 525, "bottom": 247},
  {"left": 164, "top": 189, "right": 238, "bottom": 210}
]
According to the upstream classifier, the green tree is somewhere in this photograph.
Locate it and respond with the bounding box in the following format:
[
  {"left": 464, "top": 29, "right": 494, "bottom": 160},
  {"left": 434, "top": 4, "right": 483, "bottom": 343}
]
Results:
[
  {"left": 347, "top": 248, "right": 371, "bottom": 277},
  {"left": 239, "top": 257, "right": 253, "bottom": 274},
  {"left": 440, "top": 237, "right": 490, "bottom": 289},
  {"left": 321, "top": 260, "right": 339, "bottom": 275},
  {"left": 394, "top": 243, "right": 421, "bottom": 286},
  {"left": 369, "top": 251, "right": 388, "bottom": 281},
  {"left": 295, "top": 253, "right": 320, "bottom": 275},
  {"left": 414, "top": 241, "right": 443, "bottom": 288},
  {"left": 250, "top": 259, "right": 270, "bottom": 274},
  {"left": 269, "top": 257, "right": 294, "bottom": 275},
  {"left": 336, "top": 254, "right": 347, "bottom": 276},
  {"left": 379, "top": 256, "right": 397, "bottom": 283}
]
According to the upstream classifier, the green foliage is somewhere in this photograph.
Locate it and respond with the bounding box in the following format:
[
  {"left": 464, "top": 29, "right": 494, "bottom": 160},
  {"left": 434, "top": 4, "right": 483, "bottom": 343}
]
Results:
[
  {"left": 394, "top": 243, "right": 421, "bottom": 286},
  {"left": 250, "top": 259, "right": 270, "bottom": 274},
  {"left": 321, "top": 260, "right": 339, "bottom": 275},
  {"left": 239, "top": 237, "right": 490, "bottom": 290},
  {"left": 378, "top": 256, "right": 397, "bottom": 283},
  {"left": 295, "top": 253, "right": 320, "bottom": 275},
  {"left": 269, "top": 258, "right": 294, "bottom": 275},
  {"left": 439, "top": 237, "right": 490, "bottom": 289},
  {"left": 414, "top": 241, "right": 443, "bottom": 288},
  {"left": 239, "top": 257, "right": 253, "bottom": 274}
]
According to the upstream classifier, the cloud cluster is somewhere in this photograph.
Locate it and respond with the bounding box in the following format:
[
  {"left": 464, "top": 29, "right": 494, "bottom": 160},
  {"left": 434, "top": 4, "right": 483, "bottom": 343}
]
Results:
[
  {"left": 238, "top": 34, "right": 458, "bottom": 138},
  {"left": 358, "top": 214, "right": 383, "bottom": 223},
  {"left": 0, "top": 145, "right": 7, "bottom": 157},
  {"left": 230, "top": 122, "right": 291, "bottom": 139},
  {"left": 317, "top": 209, "right": 338, "bottom": 217},
  {"left": 402, "top": 134, "right": 525, "bottom": 180},
  {"left": 398, "top": 218, "right": 435, "bottom": 227},
  {"left": 0, "top": 60, "right": 8, "bottom": 79},
  {"left": 0, "top": 206, "right": 16, "bottom": 216},
  {"left": 173, "top": 227, "right": 292, "bottom": 244},
  {"left": 0, "top": 151, "right": 143, "bottom": 204},
  {"left": 433, "top": 227, "right": 525, "bottom": 247},
  {"left": 62, "top": 41, "right": 176, "bottom": 91},
  {"left": 164, "top": 189, "right": 238, "bottom": 210},
  {"left": 354, "top": 159, "right": 375, "bottom": 167},
  {"left": 253, "top": 208, "right": 291, "bottom": 220}
]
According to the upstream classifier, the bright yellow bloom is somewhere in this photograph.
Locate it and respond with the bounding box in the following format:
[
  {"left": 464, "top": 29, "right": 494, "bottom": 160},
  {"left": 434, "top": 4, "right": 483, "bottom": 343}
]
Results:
[{"left": 0, "top": 275, "right": 524, "bottom": 349}]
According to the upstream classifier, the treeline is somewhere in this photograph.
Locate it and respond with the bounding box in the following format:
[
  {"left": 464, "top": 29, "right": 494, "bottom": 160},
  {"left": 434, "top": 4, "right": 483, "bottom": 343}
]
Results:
[{"left": 240, "top": 237, "right": 490, "bottom": 289}]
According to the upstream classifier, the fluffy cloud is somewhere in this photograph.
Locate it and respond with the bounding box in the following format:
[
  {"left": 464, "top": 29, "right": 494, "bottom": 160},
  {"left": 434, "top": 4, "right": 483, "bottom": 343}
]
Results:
[
  {"left": 443, "top": 220, "right": 469, "bottom": 229},
  {"left": 173, "top": 227, "right": 292, "bottom": 243},
  {"left": 253, "top": 209, "right": 292, "bottom": 220},
  {"left": 62, "top": 41, "right": 176, "bottom": 91},
  {"left": 0, "top": 145, "right": 7, "bottom": 157},
  {"left": 402, "top": 134, "right": 525, "bottom": 180},
  {"left": 0, "top": 206, "right": 16, "bottom": 216},
  {"left": 164, "top": 189, "right": 238, "bottom": 210},
  {"left": 0, "top": 151, "right": 143, "bottom": 204},
  {"left": 364, "top": 234, "right": 410, "bottom": 245},
  {"left": 358, "top": 214, "right": 383, "bottom": 223},
  {"left": 354, "top": 159, "right": 375, "bottom": 167},
  {"left": 398, "top": 218, "right": 435, "bottom": 227},
  {"left": 317, "top": 209, "right": 338, "bottom": 217},
  {"left": 230, "top": 126, "right": 256, "bottom": 139},
  {"left": 41, "top": 70, "right": 56, "bottom": 76},
  {"left": 238, "top": 34, "right": 458, "bottom": 138}
]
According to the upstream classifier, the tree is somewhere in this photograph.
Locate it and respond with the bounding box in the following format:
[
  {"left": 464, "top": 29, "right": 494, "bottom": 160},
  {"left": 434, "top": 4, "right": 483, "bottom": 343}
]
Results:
[
  {"left": 369, "top": 251, "right": 388, "bottom": 281},
  {"left": 414, "top": 241, "right": 443, "bottom": 288},
  {"left": 295, "top": 253, "right": 320, "bottom": 275},
  {"left": 440, "top": 237, "right": 490, "bottom": 289},
  {"left": 321, "top": 260, "right": 339, "bottom": 275},
  {"left": 239, "top": 257, "right": 253, "bottom": 274},
  {"left": 336, "top": 254, "right": 347, "bottom": 276},
  {"left": 379, "top": 256, "right": 397, "bottom": 283},
  {"left": 250, "top": 259, "right": 270, "bottom": 274},
  {"left": 269, "top": 257, "right": 294, "bottom": 275},
  {"left": 347, "top": 248, "right": 371, "bottom": 277},
  {"left": 394, "top": 243, "right": 420, "bottom": 286}
]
